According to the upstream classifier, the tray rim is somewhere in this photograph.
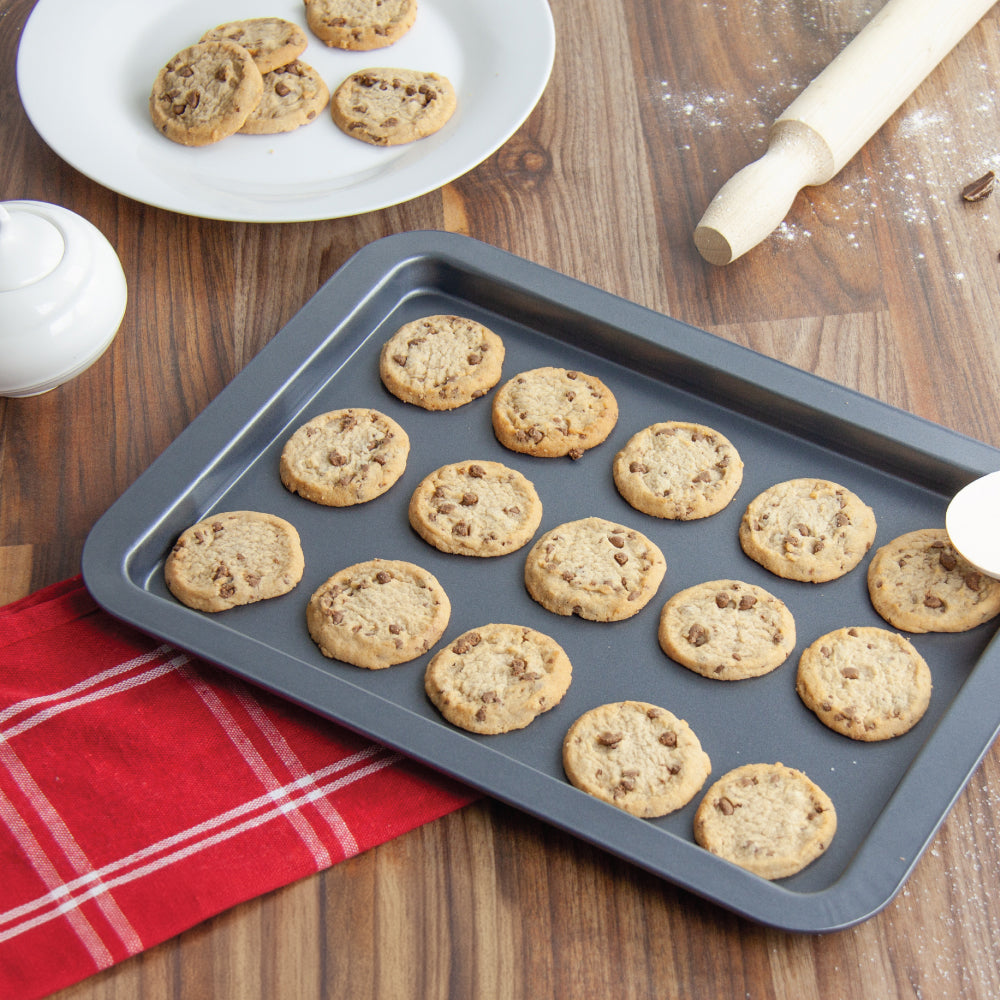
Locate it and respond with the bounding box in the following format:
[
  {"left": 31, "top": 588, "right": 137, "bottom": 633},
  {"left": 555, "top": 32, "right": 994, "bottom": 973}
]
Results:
[{"left": 82, "top": 230, "right": 1000, "bottom": 933}]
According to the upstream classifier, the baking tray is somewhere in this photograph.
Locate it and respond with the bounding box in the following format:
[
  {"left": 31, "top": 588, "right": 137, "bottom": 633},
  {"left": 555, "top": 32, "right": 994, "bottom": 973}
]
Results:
[{"left": 82, "top": 231, "right": 1000, "bottom": 932}]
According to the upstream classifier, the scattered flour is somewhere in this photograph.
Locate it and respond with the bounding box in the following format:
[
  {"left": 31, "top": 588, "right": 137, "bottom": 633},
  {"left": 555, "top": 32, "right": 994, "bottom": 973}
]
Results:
[{"left": 659, "top": 14, "right": 1000, "bottom": 267}]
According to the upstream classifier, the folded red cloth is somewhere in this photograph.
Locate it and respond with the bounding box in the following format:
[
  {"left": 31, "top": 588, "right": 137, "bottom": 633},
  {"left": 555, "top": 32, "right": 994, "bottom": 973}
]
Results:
[{"left": 0, "top": 577, "right": 475, "bottom": 1000}]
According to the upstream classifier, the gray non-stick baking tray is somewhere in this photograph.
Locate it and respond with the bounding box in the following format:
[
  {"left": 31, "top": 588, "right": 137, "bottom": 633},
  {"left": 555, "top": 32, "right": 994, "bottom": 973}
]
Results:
[{"left": 83, "top": 231, "right": 1000, "bottom": 932}]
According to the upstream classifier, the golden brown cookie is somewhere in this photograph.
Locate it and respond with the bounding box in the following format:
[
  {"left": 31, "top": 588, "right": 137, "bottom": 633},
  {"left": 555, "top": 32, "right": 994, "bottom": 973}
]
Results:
[
  {"left": 304, "top": 0, "right": 417, "bottom": 50},
  {"left": 408, "top": 460, "right": 542, "bottom": 557},
  {"left": 424, "top": 623, "right": 573, "bottom": 734},
  {"left": 164, "top": 510, "right": 304, "bottom": 612},
  {"left": 613, "top": 421, "right": 744, "bottom": 520},
  {"left": 331, "top": 68, "right": 456, "bottom": 146},
  {"left": 739, "top": 478, "right": 877, "bottom": 583},
  {"left": 306, "top": 558, "right": 450, "bottom": 669},
  {"left": 562, "top": 701, "right": 711, "bottom": 818},
  {"left": 379, "top": 315, "right": 505, "bottom": 410},
  {"left": 239, "top": 61, "right": 329, "bottom": 134},
  {"left": 150, "top": 40, "right": 264, "bottom": 147},
  {"left": 524, "top": 517, "right": 666, "bottom": 622},
  {"left": 658, "top": 580, "right": 796, "bottom": 681},
  {"left": 694, "top": 763, "right": 837, "bottom": 879},
  {"left": 492, "top": 367, "right": 619, "bottom": 460},
  {"left": 867, "top": 527, "right": 1000, "bottom": 632},
  {"left": 279, "top": 408, "right": 409, "bottom": 507},
  {"left": 200, "top": 17, "right": 309, "bottom": 73},
  {"left": 796, "top": 626, "right": 932, "bottom": 741}
]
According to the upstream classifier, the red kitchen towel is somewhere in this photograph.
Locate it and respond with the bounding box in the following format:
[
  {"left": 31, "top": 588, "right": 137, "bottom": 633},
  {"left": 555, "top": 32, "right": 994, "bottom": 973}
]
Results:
[{"left": 0, "top": 577, "right": 475, "bottom": 1000}]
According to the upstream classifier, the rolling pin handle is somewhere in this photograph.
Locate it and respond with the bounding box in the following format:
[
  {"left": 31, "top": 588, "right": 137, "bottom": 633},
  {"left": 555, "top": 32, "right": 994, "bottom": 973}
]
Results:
[{"left": 694, "top": 121, "right": 834, "bottom": 266}]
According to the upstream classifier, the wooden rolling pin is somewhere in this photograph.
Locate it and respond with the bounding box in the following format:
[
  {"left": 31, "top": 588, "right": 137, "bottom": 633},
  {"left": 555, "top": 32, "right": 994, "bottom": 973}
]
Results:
[{"left": 694, "top": 0, "right": 997, "bottom": 265}]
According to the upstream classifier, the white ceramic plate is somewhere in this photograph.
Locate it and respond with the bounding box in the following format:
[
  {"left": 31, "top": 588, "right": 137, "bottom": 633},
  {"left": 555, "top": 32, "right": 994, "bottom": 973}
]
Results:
[{"left": 16, "top": 0, "right": 554, "bottom": 222}]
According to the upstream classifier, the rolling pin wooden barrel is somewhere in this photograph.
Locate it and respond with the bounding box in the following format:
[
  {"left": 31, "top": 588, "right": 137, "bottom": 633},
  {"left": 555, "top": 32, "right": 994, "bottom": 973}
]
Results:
[{"left": 694, "top": 0, "right": 998, "bottom": 265}]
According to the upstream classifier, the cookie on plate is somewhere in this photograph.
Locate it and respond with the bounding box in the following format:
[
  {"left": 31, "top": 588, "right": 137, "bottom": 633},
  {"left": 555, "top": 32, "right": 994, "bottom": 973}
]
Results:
[
  {"left": 279, "top": 408, "right": 409, "bottom": 507},
  {"left": 424, "top": 623, "right": 573, "bottom": 734},
  {"left": 306, "top": 558, "right": 450, "bottom": 669},
  {"left": 739, "top": 478, "right": 877, "bottom": 583},
  {"left": 613, "top": 421, "right": 744, "bottom": 520},
  {"left": 867, "top": 527, "right": 1000, "bottom": 633},
  {"left": 164, "top": 510, "right": 304, "bottom": 612},
  {"left": 693, "top": 762, "right": 837, "bottom": 879},
  {"left": 409, "top": 460, "right": 542, "bottom": 557},
  {"left": 331, "top": 68, "right": 456, "bottom": 146},
  {"left": 200, "top": 17, "right": 309, "bottom": 73},
  {"left": 379, "top": 315, "right": 505, "bottom": 410},
  {"left": 304, "top": 0, "right": 417, "bottom": 50},
  {"left": 562, "top": 701, "right": 711, "bottom": 818},
  {"left": 658, "top": 579, "right": 796, "bottom": 681},
  {"left": 150, "top": 40, "right": 264, "bottom": 147},
  {"left": 524, "top": 516, "right": 666, "bottom": 622},
  {"left": 492, "top": 367, "right": 619, "bottom": 460},
  {"left": 239, "top": 61, "right": 330, "bottom": 134},
  {"left": 796, "top": 626, "right": 932, "bottom": 741}
]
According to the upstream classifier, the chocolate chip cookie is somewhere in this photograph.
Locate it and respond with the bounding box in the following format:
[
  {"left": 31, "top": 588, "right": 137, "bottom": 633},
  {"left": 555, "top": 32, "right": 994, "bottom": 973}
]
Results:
[
  {"left": 306, "top": 558, "right": 450, "bottom": 668},
  {"left": 305, "top": 0, "right": 418, "bottom": 50},
  {"left": 150, "top": 40, "right": 264, "bottom": 147},
  {"left": 739, "top": 478, "right": 877, "bottom": 583},
  {"left": 239, "top": 61, "right": 329, "bottom": 134},
  {"left": 379, "top": 315, "right": 505, "bottom": 410},
  {"left": 693, "top": 762, "right": 837, "bottom": 879},
  {"left": 164, "top": 510, "right": 304, "bottom": 612},
  {"left": 331, "top": 68, "right": 456, "bottom": 145},
  {"left": 796, "top": 626, "right": 932, "bottom": 741},
  {"left": 492, "top": 367, "right": 619, "bottom": 460},
  {"left": 613, "top": 421, "right": 744, "bottom": 520},
  {"left": 408, "top": 460, "right": 542, "bottom": 557},
  {"left": 658, "top": 579, "right": 796, "bottom": 680},
  {"left": 200, "top": 16, "right": 309, "bottom": 73},
  {"left": 867, "top": 527, "right": 1000, "bottom": 632},
  {"left": 279, "top": 407, "right": 409, "bottom": 507},
  {"left": 425, "top": 623, "right": 573, "bottom": 734},
  {"left": 562, "top": 700, "right": 712, "bottom": 818},
  {"left": 524, "top": 517, "right": 666, "bottom": 622}
]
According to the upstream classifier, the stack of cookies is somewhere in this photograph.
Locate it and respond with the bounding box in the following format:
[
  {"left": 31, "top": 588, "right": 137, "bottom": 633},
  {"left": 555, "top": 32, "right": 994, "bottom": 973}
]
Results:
[{"left": 149, "top": 5, "right": 456, "bottom": 148}]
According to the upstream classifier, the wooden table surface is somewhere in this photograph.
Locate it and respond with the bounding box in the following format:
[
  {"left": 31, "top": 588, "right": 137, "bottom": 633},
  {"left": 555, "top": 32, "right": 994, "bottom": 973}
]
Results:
[{"left": 4, "top": 0, "right": 1000, "bottom": 996}]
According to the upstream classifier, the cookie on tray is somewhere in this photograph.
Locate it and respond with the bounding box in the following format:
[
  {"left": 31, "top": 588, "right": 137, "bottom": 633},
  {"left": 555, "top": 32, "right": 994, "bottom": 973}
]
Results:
[
  {"left": 150, "top": 40, "right": 264, "bottom": 147},
  {"left": 279, "top": 407, "right": 409, "bottom": 507},
  {"left": 331, "top": 68, "right": 456, "bottom": 146},
  {"left": 796, "top": 626, "right": 932, "bottom": 741},
  {"left": 739, "top": 478, "right": 877, "bottom": 583},
  {"left": 305, "top": 0, "right": 417, "bottom": 50},
  {"left": 164, "top": 510, "right": 304, "bottom": 613},
  {"left": 658, "top": 579, "right": 796, "bottom": 681},
  {"left": 379, "top": 315, "right": 505, "bottom": 410},
  {"left": 867, "top": 527, "right": 1000, "bottom": 633},
  {"left": 200, "top": 17, "right": 309, "bottom": 73},
  {"left": 239, "top": 61, "right": 330, "bottom": 134},
  {"left": 613, "top": 421, "right": 744, "bottom": 520},
  {"left": 306, "top": 558, "right": 450, "bottom": 669},
  {"left": 492, "top": 367, "right": 619, "bottom": 460},
  {"left": 424, "top": 623, "right": 573, "bottom": 734},
  {"left": 409, "top": 460, "right": 542, "bottom": 557},
  {"left": 562, "top": 700, "right": 711, "bottom": 818},
  {"left": 524, "top": 517, "right": 666, "bottom": 622},
  {"left": 693, "top": 762, "right": 837, "bottom": 879}
]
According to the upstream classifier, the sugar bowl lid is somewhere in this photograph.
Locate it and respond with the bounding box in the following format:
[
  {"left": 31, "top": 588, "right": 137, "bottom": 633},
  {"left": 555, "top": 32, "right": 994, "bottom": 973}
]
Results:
[{"left": 0, "top": 200, "right": 127, "bottom": 396}]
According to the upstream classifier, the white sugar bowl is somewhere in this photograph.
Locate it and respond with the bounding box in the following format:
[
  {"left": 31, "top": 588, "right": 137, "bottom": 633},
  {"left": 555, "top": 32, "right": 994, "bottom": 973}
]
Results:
[{"left": 0, "top": 200, "right": 127, "bottom": 397}]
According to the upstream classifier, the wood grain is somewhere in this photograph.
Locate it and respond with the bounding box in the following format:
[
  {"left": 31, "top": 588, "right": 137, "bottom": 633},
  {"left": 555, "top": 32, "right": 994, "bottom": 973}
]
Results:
[{"left": 4, "top": 0, "right": 1000, "bottom": 996}]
